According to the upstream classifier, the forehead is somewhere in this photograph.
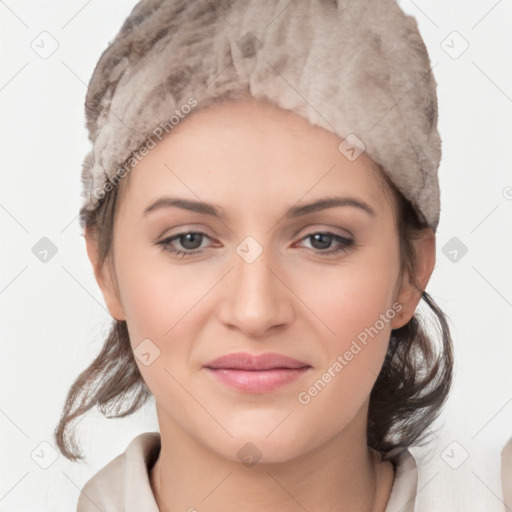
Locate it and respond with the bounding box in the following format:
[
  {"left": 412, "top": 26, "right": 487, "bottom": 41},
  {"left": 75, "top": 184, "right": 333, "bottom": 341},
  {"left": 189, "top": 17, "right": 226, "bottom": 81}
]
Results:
[{"left": 117, "top": 97, "right": 393, "bottom": 217}]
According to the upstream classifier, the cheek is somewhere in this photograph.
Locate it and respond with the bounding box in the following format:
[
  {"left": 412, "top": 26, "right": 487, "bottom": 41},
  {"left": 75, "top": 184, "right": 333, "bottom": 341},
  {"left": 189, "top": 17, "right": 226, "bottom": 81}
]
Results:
[
  {"left": 115, "top": 241, "right": 202, "bottom": 341},
  {"left": 293, "top": 248, "right": 400, "bottom": 408},
  {"left": 113, "top": 240, "right": 225, "bottom": 380},
  {"left": 302, "top": 252, "right": 400, "bottom": 347},
  {"left": 115, "top": 258, "right": 204, "bottom": 408}
]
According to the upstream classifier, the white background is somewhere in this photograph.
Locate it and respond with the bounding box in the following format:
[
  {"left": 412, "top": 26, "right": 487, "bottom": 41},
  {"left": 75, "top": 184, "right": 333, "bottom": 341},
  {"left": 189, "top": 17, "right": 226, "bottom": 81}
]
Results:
[{"left": 0, "top": 1, "right": 511, "bottom": 510}]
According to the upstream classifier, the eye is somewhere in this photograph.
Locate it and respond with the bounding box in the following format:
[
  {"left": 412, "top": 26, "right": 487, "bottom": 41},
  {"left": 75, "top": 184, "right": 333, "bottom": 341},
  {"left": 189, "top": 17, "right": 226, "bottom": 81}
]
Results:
[
  {"left": 157, "top": 231, "right": 214, "bottom": 258},
  {"left": 296, "top": 232, "right": 354, "bottom": 255},
  {"left": 157, "top": 230, "right": 354, "bottom": 259}
]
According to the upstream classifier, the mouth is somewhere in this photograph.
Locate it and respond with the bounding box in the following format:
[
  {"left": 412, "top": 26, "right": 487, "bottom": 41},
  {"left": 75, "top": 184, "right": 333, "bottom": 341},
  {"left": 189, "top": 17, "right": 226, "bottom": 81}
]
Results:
[{"left": 203, "top": 352, "right": 311, "bottom": 393}]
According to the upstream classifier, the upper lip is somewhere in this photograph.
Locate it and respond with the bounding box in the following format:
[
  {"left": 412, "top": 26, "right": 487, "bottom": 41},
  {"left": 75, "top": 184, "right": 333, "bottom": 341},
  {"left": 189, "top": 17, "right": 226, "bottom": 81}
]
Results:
[{"left": 204, "top": 352, "right": 310, "bottom": 371}]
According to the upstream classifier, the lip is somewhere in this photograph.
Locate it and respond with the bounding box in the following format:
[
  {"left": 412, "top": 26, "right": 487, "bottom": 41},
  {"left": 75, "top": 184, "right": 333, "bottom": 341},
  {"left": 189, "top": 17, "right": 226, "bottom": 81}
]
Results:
[{"left": 204, "top": 352, "right": 311, "bottom": 393}]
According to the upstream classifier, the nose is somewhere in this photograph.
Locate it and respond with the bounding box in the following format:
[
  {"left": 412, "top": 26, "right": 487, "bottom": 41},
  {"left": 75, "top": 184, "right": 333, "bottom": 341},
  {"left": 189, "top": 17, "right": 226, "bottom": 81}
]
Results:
[{"left": 217, "top": 244, "right": 294, "bottom": 338}]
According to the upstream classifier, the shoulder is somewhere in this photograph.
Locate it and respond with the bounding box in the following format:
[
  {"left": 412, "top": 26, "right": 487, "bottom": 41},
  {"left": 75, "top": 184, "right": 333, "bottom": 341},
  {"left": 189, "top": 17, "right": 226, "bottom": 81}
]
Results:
[{"left": 76, "top": 432, "right": 161, "bottom": 512}]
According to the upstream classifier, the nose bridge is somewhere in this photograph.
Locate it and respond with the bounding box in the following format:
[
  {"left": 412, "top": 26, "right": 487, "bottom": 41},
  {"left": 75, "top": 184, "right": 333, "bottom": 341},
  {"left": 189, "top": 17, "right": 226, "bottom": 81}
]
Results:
[{"left": 219, "top": 236, "right": 292, "bottom": 336}]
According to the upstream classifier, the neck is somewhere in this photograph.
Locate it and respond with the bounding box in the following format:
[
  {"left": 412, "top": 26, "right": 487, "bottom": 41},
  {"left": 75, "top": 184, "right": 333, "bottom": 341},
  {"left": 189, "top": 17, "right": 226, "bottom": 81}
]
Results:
[{"left": 149, "top": 408, "right": 395, "bottom": 512}]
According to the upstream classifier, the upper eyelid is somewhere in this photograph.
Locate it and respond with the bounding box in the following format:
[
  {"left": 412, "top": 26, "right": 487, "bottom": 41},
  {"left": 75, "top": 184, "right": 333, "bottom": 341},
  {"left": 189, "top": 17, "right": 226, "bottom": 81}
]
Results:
[{"left": 155, "top": 213, "right": 356, "bottom": 237}]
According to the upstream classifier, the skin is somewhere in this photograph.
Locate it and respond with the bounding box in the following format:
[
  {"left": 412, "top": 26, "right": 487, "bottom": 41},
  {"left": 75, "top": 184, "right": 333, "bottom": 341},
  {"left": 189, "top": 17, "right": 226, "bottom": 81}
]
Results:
[{"left": 86, "top": 95, "right": 435, "bottom": 512}]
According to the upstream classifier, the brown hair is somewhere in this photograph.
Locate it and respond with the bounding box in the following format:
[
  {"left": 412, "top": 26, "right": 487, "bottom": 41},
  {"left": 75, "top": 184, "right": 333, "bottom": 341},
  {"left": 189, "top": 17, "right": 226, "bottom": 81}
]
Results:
[{"left": 54, "top": 157, "right": 453, "bottom": 461}]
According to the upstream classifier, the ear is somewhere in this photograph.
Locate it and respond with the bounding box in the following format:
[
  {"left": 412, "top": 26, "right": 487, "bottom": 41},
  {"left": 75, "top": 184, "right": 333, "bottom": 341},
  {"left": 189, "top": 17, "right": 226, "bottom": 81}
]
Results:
[
  {"left": 391, "top": 228, "right": 436, "bottom": 329},
  {"left": 84, "top": 225, "right": 126, "bottom": 321}
]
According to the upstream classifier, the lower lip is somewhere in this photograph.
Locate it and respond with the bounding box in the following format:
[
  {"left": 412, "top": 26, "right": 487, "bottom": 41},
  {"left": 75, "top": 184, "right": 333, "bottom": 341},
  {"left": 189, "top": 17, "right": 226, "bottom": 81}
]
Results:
[{"left": 205, "top": 367, "right": 310, "bottom": 393}]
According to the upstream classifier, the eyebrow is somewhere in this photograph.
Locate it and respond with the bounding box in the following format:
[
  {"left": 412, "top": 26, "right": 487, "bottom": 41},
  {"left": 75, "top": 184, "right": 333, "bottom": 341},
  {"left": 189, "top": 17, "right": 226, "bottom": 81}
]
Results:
[{"left": 143, "top": 195, "right": 376, "bottom": 220}]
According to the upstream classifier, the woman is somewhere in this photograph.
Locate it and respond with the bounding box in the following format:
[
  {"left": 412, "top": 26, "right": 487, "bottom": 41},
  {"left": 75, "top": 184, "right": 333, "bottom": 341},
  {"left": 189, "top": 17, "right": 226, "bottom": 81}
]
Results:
[{"left": 54, "top": 1, "right": 453, "bottom": 510}]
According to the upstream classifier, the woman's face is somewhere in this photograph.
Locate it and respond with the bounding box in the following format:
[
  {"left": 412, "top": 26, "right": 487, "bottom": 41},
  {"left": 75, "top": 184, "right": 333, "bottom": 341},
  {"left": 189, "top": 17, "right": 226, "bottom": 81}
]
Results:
[{"left": 89, "top": 96, "right": 433, "bottom": 463}]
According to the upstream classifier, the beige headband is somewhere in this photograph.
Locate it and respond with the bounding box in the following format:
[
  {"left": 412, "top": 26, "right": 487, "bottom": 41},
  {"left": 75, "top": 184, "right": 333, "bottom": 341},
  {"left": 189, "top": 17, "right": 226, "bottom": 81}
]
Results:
[{"left": 80, "top": 0, "right": 441, "bottom": 231}]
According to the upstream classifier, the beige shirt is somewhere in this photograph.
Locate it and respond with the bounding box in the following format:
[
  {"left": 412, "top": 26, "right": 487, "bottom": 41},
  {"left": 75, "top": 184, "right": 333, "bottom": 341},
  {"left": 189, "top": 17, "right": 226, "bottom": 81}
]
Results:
[
  {"left": 503, "top": 437, "right": 512, "bottom": 511},
  {"left": 76, "top": 432, "right": 418, "bottom": 512}
]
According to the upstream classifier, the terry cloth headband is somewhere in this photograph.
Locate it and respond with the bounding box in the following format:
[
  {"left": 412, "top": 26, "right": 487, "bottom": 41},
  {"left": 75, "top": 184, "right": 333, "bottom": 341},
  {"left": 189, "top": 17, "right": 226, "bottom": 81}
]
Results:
[{"left": 80, "top": 0, "right": 442, "bottom": 232}]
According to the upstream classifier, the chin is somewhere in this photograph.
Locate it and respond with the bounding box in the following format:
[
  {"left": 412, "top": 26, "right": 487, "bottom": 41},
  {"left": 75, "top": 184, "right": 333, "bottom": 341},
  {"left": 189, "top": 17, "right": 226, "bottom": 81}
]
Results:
[
  {"left": 213, "top": 436, "right": 308, "bottom": 466},
  {"left": 207, "top": 421, "right": 316, "bottom": 466}
]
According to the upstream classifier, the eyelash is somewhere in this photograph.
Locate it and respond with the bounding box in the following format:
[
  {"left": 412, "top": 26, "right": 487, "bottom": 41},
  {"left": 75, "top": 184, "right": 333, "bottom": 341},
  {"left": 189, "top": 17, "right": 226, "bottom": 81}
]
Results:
[{"left": 157, "top": 231, "right": 354, "bottom": 258}]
